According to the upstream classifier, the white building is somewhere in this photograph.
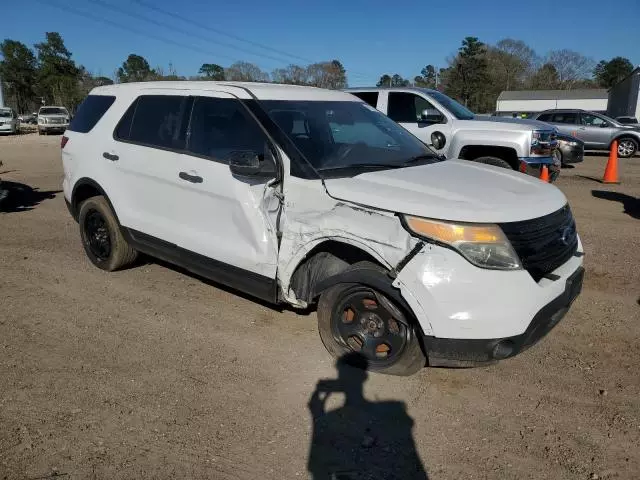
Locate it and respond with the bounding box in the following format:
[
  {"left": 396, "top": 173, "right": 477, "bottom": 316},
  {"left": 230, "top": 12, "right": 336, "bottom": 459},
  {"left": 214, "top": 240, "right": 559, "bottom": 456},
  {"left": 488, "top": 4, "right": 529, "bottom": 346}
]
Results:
[{"left": 496, "top": 89, "right": 608, "bottom": 116}]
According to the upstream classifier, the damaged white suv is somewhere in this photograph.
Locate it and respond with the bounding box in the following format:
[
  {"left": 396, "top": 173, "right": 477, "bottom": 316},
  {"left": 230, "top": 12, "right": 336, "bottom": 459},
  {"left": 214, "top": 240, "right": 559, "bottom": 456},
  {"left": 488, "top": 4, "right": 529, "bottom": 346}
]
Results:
[{"left": 62, "top": 82, "right": 584, "bottom": 375}]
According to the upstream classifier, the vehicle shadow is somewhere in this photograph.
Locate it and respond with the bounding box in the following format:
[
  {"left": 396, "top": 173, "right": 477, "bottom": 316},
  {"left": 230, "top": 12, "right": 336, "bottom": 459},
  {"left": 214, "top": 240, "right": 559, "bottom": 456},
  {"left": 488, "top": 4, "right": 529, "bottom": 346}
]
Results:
[
  {"left": 0, "top": 181, "right": 61, "bottom": 213},
  {"left": 307, "top": 353, "right": 429, "bottom": 479},
  {"left": 592, "top": 190, "right": 640, "bottom": 219},
  {"left": 145, "top": 256, "right": 286, "bottom": 312}
]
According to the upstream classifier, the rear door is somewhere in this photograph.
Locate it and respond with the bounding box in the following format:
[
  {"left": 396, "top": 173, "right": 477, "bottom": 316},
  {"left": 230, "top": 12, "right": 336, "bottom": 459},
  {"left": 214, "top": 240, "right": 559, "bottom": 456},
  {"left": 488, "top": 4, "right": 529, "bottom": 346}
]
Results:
[
  {"left": 547, "top": 111, "right": 579, "bottom": 137},
  {"left": 106, "top": 90, "right": 191, "bottom": 245},
  {"left": 382, "top": 91, "right": 452, "bottom": 155},
  {"left": 579, "top": 112, "right": 615, "bottom": 148}
]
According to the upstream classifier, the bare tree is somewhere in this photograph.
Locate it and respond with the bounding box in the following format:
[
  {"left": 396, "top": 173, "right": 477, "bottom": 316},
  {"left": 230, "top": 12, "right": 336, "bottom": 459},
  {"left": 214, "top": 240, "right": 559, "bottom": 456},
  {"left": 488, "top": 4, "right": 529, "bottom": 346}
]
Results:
[
  {"left": 545, "top": 49, "right": 595, "bottom": 88},
  {"left": 225, "top": 61, "right": 269, "bottom": 82}
]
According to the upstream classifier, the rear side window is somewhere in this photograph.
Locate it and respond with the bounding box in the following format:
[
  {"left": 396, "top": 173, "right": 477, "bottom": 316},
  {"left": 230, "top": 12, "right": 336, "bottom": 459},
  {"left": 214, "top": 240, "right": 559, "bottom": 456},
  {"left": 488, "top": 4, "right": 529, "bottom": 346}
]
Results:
[
  {"left": 551, "top": 112, "right": 578, "bottom": 124},
  {"left": 68, "top": 95, "right": 115, "bottom": 133},
  {"left": 187, "top": 96, "right": 268, "bottom": 162},
  {"left": 536, "top": 113, "right": 552, "bottom": 121},
  {"left": 351, "top": 91, "right": 379, "bottom": 108},
  {"left": 115, "top": 95, "right": 190, "bottom": 150}
]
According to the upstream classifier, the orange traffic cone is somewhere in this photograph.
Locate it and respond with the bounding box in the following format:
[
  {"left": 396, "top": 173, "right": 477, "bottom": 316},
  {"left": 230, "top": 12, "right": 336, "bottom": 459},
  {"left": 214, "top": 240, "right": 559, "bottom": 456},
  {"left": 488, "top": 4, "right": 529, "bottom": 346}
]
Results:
[
  {"left": 603, "top": 140, "right": 620, "bottom": 184},
  {"left": 539, "top": 165, "right": 550, "bottom": 183}
]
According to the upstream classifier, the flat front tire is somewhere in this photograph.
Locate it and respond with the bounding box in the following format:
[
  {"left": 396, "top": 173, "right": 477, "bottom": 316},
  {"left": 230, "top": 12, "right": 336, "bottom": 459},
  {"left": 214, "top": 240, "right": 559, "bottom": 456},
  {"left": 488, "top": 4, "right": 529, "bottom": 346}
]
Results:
[
  {"left": 78, "top": 196, "right": 137, "bottom": 271},
  {"left": 317, "top": 281, "right": 426, "bottom": 376}
]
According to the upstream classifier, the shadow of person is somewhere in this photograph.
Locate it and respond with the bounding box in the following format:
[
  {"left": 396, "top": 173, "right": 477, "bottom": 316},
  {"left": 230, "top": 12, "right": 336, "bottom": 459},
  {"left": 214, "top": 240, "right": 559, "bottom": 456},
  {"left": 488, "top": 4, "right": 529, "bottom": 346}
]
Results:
[
  {"left": 592, "top": 190, "right": 640, "bottom": 219},
  {"left": 307, "top": 353, "right": 428, "bottom": 480}
]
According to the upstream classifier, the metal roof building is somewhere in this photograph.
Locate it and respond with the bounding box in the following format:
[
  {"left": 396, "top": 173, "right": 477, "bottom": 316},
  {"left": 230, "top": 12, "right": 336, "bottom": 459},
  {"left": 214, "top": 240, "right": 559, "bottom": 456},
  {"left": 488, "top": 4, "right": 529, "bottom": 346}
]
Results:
[{"left": 496, "top": 89, "right": 609, "bottom": 116}]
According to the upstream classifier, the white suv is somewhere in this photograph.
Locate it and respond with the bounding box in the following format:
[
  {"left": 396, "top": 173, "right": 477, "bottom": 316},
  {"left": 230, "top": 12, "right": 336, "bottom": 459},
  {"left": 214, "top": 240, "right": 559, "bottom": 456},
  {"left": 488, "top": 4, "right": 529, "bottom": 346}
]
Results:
[{"left": 61, "top": 82, "right": 584, "bottom": 375}]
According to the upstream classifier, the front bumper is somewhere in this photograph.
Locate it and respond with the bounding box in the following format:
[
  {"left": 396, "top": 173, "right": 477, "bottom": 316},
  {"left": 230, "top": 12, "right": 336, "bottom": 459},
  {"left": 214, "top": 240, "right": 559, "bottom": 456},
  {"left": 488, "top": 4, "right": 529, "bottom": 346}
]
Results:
[
  {"left": 393, "top": 237, "right": 584, "bottom": 364},
  {"left": 0, "top": 124, "right": 17, "bottom": 132},
  {"left": 422, "top": 267, "right": 584, "bottom": 366},
  {"left": 559, "top": 145, "right": 584, "bottom": 164},
  {"left": 39, "top": 124, "right": 68, "bottom": 131}
]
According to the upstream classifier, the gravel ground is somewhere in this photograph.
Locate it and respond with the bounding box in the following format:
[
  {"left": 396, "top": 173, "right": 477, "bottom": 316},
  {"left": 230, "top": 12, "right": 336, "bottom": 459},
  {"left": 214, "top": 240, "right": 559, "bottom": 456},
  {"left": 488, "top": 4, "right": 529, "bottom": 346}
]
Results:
[{"left": 1, "top": 133, "right": 639, "bottom": 480}]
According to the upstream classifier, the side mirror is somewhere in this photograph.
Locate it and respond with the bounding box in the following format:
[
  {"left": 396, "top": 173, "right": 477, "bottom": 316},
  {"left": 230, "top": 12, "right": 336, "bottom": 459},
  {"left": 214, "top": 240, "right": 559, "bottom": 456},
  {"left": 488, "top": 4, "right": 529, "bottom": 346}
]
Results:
[
  {"left": 420, "top": 108, "right": 445, "bottom": 124},
  {"left": 228, "top": 149, "right": 276, "bottom": 178},
  {"left": 430, "top": 131, "right": 446, "bottom": 150}
]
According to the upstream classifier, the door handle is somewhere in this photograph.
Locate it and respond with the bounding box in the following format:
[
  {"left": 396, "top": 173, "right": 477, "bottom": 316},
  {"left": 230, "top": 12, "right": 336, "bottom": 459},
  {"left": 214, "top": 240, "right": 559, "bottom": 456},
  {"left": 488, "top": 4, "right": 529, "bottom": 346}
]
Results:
[
  {"left": 179, "top": 171, "right": 203, "bottom": 184},
  {"left": 103, "top": 152, "right": 119, "bottom": 161}
]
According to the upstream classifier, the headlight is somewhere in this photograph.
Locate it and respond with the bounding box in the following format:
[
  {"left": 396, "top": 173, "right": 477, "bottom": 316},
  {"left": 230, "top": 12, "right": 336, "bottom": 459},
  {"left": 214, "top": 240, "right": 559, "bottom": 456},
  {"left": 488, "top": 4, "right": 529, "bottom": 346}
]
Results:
[
  {"left": 402, "top": 216, "right": 522, "bottom": 270},
  {"left": 38, "top": 117, "right": 45, "bottom": 124}
]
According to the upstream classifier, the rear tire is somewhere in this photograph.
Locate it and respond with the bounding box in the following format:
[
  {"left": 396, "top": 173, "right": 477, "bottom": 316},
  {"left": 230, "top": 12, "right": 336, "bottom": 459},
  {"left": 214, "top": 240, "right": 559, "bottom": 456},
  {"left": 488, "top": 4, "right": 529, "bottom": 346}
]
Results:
[
  {"left": 317, "top": 274, "right": 426, "bottom": 376},
  {"left": 470, "top": 156, "right": 512, "bottom": 169},
  {"left": 617, "top": 138, "right": 637, "bottom": 158},
  {"left": 78, "top": 196, "right": 137, "bottom": 271}
]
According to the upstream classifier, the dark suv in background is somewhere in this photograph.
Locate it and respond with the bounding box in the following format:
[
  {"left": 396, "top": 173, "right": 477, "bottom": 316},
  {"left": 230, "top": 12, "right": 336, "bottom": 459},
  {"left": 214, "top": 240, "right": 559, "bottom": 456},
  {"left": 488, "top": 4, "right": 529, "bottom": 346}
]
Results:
[{"left": 534, "top": 109, "right": 640, "bottom": 158}]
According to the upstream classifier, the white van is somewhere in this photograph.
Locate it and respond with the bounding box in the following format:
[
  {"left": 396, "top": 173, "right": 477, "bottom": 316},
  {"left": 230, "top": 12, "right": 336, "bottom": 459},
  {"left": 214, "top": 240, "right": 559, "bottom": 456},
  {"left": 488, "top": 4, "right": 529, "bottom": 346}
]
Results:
[{"left": 61, "top": 82, "right": 584, "bottom": 375}]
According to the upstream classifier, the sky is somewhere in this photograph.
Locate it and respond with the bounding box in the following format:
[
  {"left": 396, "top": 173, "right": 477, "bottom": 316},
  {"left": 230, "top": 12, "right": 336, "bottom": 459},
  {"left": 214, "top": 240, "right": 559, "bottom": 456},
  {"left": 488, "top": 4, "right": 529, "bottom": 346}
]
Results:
[{"left": 3, "top": 0, "right": 640, "bottom": 86}]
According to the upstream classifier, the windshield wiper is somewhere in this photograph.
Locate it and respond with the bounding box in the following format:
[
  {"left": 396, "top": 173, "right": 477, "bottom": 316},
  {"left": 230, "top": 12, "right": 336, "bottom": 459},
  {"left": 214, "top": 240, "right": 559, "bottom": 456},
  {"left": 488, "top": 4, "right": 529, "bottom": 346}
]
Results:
[
  {"left": 399, "top": 154, "right": 443, "bottom": 165},
  {"left": 318, "top": 163, "right": 406, "bottom": 172}
]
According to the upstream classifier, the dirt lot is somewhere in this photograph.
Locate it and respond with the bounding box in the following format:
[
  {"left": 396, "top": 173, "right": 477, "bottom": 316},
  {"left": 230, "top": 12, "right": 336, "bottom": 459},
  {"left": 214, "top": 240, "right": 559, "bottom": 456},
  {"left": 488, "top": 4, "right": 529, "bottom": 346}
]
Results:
[{"left": 1, "top": 133, "right": 639, "bottom": 480}]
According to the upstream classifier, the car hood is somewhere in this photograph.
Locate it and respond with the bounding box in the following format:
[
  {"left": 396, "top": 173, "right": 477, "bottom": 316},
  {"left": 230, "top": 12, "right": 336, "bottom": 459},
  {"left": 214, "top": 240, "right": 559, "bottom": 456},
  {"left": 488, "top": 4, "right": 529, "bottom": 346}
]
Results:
[
  {"left": 323, "top": 160, "right": 567, "bottom": 223},
  {"left": 471, "top": 115, "right": 553, "bottom": 131}
]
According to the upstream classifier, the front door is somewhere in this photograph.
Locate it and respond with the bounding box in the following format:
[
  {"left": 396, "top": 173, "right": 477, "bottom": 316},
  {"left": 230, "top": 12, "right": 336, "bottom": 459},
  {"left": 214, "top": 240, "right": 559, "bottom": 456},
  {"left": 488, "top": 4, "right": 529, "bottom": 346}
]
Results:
[
  {"left": 175, "top": 92, "right": 280, "bottom": 280},
  {"left": 380, "top": 91, "right": 452, "bottom": 156},
  {"left": 579, "top": 112, "right": 615, "bottom": 149}
]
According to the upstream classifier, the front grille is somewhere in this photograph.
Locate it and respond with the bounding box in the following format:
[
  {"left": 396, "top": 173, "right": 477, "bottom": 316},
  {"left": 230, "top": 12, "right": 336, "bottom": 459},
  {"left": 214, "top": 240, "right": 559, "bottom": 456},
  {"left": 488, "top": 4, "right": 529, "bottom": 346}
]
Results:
[{"left": 500, "top": 205, "right": 578, "bottom": 281}]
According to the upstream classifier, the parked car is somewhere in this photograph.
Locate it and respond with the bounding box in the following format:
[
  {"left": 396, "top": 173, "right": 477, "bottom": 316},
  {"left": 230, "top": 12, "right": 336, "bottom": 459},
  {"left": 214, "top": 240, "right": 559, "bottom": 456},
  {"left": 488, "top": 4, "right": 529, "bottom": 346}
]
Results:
[
  {"left": 533, "top": 109, "right": 640, "bottom": 158},
  {"left": 37, "top": 106, "right": 70, "bottom": 135},
  {"left": 616, "top": 116, "right": 638, "bottom": 125},
  {"left": 61, "top": 82, "right": 584, "bottom": 375},
  {"left": 345, "top": 87, "right": 559, "bottom": 181},
  {"left": 19, "top": 113, "right": 37, "bottom": 125},
  {"left": 554, "top": 133, "right": 584, "bottom": 167},
  {"left": 0, "top": 107, "right": 19, "bottom": 134}
]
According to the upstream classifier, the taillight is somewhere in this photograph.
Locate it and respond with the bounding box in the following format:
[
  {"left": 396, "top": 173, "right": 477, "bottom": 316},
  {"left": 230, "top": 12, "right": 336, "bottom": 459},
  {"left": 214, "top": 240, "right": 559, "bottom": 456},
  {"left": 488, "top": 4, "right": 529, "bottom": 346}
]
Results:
[{"left": 61, "top": 136, "right": 69, "bottom": 149}]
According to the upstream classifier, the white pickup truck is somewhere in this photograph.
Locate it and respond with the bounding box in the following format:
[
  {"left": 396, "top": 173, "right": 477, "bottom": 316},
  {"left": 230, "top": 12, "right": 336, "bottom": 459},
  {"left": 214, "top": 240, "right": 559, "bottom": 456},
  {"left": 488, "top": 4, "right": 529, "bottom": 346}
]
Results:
[{"left": 347, "top": 87, "right": 559, "bottom": 179}]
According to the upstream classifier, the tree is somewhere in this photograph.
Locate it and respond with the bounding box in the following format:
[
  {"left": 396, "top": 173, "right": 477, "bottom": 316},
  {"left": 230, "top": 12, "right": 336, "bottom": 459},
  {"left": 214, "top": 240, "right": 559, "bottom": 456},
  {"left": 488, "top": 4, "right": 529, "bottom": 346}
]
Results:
[
  {"left": 593, "top": 57, "right": 633, "bottom": 88},
  {"left": 441, "top": 37, "right": 489, "bottom": 111},
  {"left": 35, "top": 32, "right": 81, "bottom": 108},
  {"left": 489, "top": 39, "right": 538, "bottom": 91},
  {"left": 198, "top": 63, "right": 225, "bottom": 80},
  {"left": 117, "top": 54, "right": 154, "bottom": 83},
  {"left": 305, "top": 60, "right": 348, "bottom": 89},
  {"left": 545, "top": 49, "right": 594, "bottom": 88},
  {"left": 225, "top": 61, "right": 269, "bottom": 82},
  {"left": 376, "top": 73, "right": 409, "bottom": 87},
  {"left": 0, "top": 39, "right": 37, "bottom": 113},
  {"left": 271, "top": 64, "right": 309, "bottom": 85},
  {"left": 528, "top": 63, "right": 560, "bottom": 89},
  {"left": 414, "top": 65, "right": 437, "bottom": 88}
]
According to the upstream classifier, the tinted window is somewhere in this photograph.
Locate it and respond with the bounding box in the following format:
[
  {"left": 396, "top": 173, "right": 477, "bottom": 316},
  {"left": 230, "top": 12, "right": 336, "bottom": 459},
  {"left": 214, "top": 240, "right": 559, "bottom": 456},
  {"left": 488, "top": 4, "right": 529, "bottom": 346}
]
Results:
[
  {"left": 351, "top": 92, "right": 379, "bottom": 108},
  {"left": 68, "top": 95, "right": 115, "bottom": 133},
  {"left": 115, "top": 99, "right": 137, "bottom": 140},
  {"left": 387, "top": 92, "right": 437, "bottom": 123},
  {"left": 551, "top": 112, "right": 578, "bottom": 124},
  {"left": 122, "top": 95, "right": 190, "bottom": 150},
  {"left": 536, "top": 113, "right": 552, "bottom": 121},
  {"left": 187, "top": 97, "right": 268, "bottom": 162},
  {"left": 581, "top": 113, "right": 608, "bottom": 127}
]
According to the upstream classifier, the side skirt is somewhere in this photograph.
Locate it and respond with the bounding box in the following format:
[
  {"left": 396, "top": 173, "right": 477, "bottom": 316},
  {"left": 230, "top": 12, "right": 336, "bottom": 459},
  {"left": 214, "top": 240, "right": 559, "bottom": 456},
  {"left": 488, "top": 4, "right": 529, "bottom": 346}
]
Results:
[{"left": 121, "top": 227, "right": 278, "bottom": 304}]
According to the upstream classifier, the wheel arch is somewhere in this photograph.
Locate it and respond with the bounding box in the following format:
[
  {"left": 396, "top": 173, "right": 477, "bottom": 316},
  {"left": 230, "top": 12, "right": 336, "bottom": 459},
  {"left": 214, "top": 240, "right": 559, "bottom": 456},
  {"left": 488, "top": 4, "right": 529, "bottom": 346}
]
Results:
[
  {"left": 71, "top": 178, "right": 119, "bottom": 224},
  {"left": 458, "top": 144, "right": 520, "bottom": 170},
  {"left": 612, "top": 134, "right": 639, "bottom": 147},
  {"left": 283, "top": 238, "right": 393, "bottom": 305}
]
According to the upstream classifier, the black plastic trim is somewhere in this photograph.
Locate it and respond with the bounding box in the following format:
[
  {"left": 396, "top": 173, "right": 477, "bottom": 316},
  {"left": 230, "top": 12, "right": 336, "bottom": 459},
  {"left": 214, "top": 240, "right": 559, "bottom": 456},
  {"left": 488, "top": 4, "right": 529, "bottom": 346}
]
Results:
[
  {"left": 70, "top": 178, "right": 119, "bottom": 223},
  {"left": 121, "top": 228, "right": 278, "bottom": 304},
  {"left": 422, "top": 266, "right": 584, "bottom": 367}
]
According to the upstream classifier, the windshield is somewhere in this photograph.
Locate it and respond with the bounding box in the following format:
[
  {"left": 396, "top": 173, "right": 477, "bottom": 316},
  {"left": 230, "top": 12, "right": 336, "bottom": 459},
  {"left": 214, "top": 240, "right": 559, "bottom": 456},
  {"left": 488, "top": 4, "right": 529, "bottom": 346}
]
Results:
[
  {"left": 0, "top": 110, "right": 12, "bottom": 118},
  {"left": 427, "top": 91, "right": 475, "bottom": 120},
  {"left": 40, "top": 107, "right": 68, "bottom": 115},
  {"left": 261, "top": 100, "right": 439, "bottom": 176}
]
